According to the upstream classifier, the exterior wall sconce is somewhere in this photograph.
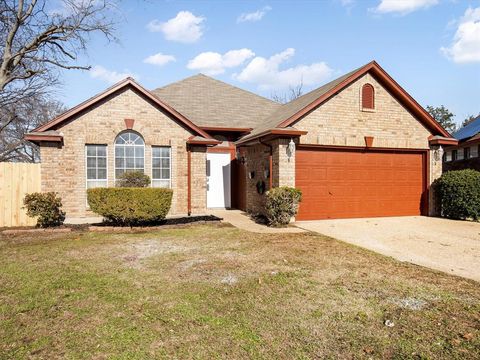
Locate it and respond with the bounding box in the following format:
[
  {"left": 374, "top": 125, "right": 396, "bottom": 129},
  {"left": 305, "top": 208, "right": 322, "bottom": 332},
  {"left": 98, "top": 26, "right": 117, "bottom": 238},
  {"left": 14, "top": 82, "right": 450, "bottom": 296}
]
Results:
[
  {"left": 433, "top": 145, "right": 444, "bottom": 162},
  {"left": 248, "top": 171, "right": 255, "bottom": 179},
  {"left": 286, "top": 138, "right": 295, "bottom": 160}
]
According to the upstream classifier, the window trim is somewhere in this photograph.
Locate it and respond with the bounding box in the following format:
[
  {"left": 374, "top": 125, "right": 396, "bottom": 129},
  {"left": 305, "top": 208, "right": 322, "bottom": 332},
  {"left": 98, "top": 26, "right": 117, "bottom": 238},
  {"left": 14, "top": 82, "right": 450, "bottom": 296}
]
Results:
[
  {"left": 85, "top": 144, "right": 108, "bottom": 189},
  {"left": 151, "top": 145, "right": 172, "bottom": 189},
  {"left": 85, "top": 144, "right": 108, "bottom": 209},
  {"left": 113, "top": 130, "right": 145, "bottom": 184},
  {"left": 452, "top": 149, "right": 458, "bottom": 161},
  {"left": 361, "top": 83, "right": 375, "bottom": 111}
]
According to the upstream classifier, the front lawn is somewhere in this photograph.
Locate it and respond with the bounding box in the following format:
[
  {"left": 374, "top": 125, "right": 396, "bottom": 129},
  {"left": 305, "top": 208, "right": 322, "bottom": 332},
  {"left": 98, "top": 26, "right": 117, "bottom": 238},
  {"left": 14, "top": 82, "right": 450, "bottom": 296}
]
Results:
[{"left": 0, "top": 224, "right": 479, "bottom": 359}]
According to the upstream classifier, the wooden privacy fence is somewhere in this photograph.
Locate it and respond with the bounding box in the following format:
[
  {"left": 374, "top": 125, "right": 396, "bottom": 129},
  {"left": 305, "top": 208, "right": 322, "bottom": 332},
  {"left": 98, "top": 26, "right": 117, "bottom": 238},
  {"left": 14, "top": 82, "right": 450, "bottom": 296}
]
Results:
[{"left": 0, "top": 162, "right": 41, "bottom": 227}]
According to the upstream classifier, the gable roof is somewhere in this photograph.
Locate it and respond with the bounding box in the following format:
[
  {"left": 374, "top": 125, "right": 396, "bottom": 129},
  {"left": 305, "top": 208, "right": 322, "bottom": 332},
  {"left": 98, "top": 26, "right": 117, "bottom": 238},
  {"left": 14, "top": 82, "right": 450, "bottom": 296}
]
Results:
[
  {"left": 152, "top": 74, "right": 280, "bottom": 129},
  {"left": 32, "top": 77, "right": 213, "bottom": 139},
  {"left": 453, "top": 115, "right": 480, "bottom": 141},
  {"left": 238, "top": 61, "right": 451, "bottom": 144}
]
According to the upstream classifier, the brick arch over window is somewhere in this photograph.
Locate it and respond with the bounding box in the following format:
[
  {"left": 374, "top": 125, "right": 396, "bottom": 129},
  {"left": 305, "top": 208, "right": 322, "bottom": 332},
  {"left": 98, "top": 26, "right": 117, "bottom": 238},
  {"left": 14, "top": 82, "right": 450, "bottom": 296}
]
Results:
[{"left": 361, "top": 83, "right": 375, "bottom": 110}]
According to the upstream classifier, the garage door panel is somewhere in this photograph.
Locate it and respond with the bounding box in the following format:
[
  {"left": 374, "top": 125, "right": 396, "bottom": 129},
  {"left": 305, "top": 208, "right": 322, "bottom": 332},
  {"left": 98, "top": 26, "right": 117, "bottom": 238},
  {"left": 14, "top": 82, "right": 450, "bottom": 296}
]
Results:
[{"left": 296, "top": 148, "right": 426, "bottom": 220}]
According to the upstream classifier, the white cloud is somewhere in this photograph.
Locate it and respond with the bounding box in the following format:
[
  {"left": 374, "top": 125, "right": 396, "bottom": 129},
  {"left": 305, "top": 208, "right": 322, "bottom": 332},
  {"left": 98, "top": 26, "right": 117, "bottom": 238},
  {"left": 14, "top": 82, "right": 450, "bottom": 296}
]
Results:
[
  {"left": 90, "top": 65, "right": 137, "bottom": 84},
  {"left": 237, "top": 6, "right": 272, "bottom": 23},
  {"left": 187, "top": 48, "right": 255, "bottom": 75},
  {"left": 441, "top": 7, "right": 480, "bottom": 63},
  {"left": 234, "top": 48, "right": 333, "bottom": 90},
  {"left": 147, "top": 11, "right": 205, "bottom": 43},
  {"left": 372, "top": 0, "right": 438, "bottom": 15},
  {"left": 143, "top": 53, "right": 176, "bottom": 66}
]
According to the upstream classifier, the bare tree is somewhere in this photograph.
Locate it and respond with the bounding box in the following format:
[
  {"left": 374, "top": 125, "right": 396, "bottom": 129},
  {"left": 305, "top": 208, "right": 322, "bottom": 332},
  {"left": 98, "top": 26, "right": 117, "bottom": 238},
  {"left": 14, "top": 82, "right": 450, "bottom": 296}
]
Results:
[
  {"left": 0, "top": 95, "right": 66, "bottom": 162},
  {"left": 0, "top": 0, "right": 117, "bottom": 161},
  {"left": 271, "top": 81, "right": 304, "bottom": 104},
  {"left": 0, "top": 0, "right": 117, "bottom": 93}
]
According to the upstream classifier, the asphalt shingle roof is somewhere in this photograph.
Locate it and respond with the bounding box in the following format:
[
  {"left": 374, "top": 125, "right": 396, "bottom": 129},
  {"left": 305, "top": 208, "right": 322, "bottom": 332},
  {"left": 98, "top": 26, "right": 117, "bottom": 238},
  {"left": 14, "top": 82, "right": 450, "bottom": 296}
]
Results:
[
  {"left": 152, "top": 74, "right": 281, "bottom": 129},
  {"left": 239, "top": 66, "right": 363, "bottom": 141}
]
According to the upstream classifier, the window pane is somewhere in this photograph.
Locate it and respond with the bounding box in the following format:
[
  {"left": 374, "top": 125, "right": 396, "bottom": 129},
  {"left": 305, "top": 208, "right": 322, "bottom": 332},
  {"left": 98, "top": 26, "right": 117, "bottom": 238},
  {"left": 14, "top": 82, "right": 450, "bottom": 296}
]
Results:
[
  {"left": 152, "top": 158, "right": 161, "bottom": 168},
  {"left": 97, "top": 157, "right": 106, "bottom": 168},
  {"left": 116, "top": 169, "right": 124, "bottom": 178},
  {"left": 160, "top": 147, "right": 170, "bottom": 157},
  {"left": 152, "top": 169, "right": 161, "bottom": 179},
  {"left": 125, "top": 146, "right": 134, "bottom": 157},
  {"left": 86, "top": 146, "right": 96, "bottom": 156},
  {"left": 115, "top": 146, "right": 124, "bottom": 156},
  {"left": 135, "top": 147, "right": 144, "bottom": 157},
  {"left": 115, "top": 158, "right": 124, "bottom": 168},
  {"left": 134, "top": 136, "right": 144, "bottom": 145},
  {"left": 152, "top": 179, "right": 169, "bottom": 188},
  {"left": 87, "top": 169, "right": 96, "bottom": 179},
  {"left": 135, "top": 158, "right": 144, "bottom": 168},
  {"left": 126, "top": 157, "right": 135, "bottom": 168},
  {"left": 97, "top": 146, "right": 106, "bottom": 156},
  {"left": 87, "top": 180, "right": 107, "bottom": 189},
  {"left": 161, "top": 169, "right": 170, "bottom": 179},
  {"left": 161, "top": 158, "right": 170, "bottom": 169},
  {"left": 97, "top": 169, "right": 107, "bottom": 180},
  {"left": 115, "top": 136, "right": 125, "bottom": 144},
  {"left": 87, "top": 157, "right": 96, "bottom": 168},
  {"left": 152, "top": 147, "right": 160, "bottom": 157}
]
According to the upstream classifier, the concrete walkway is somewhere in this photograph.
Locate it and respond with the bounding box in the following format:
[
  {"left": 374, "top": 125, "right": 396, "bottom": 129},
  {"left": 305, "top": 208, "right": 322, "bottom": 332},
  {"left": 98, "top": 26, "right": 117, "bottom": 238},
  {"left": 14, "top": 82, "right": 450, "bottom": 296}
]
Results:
[
  {"left": 296, "top": 216, "right": 480, "bottom": 282},
  {"left": 209, "top": 209, "right": 305, "bottom": 234}
]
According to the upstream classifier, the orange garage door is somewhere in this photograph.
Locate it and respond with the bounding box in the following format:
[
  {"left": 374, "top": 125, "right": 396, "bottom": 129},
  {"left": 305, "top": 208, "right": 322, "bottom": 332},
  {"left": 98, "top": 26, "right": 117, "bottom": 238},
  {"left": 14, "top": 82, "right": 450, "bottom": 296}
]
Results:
[{"left": 295, "top": 147, "right": 427, "bottom": 220}]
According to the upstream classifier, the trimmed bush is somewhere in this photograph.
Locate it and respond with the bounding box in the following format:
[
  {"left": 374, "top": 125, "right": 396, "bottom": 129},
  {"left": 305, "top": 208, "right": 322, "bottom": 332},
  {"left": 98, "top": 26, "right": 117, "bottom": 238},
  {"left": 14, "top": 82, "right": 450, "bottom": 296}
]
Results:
[
  {"left": 23, "top": 192, "right": 66, "bottom": 227},
  {"left": 116, "top": 171, "right": 151, "bottom": 188},
  {"left": 265, "top": 186, "right": 302, "bottom": 227},
  {"left": 434, "top": 169, "right": 480, "bottom": 220},
  {"left": 87, "top": 187, "right": 173, "bottom": 225}
]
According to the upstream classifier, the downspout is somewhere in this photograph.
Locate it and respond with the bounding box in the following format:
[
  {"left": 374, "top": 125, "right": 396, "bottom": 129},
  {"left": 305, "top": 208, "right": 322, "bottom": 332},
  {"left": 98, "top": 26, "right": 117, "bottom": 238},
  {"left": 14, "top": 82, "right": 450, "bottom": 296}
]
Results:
[
  {"left": 259, "top": 138, "right": 273, "bottom": 190},
  {"left": 187, "top": 145, "right": 192, "bottom": 216}
]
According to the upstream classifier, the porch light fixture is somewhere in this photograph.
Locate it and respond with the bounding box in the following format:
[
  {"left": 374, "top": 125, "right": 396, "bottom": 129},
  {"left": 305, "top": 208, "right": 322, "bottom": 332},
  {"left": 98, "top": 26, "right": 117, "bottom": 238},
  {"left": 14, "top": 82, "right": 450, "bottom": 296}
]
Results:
[
  {"left": 287, "top": 138, "right": 295, "bottom": 160},
  {"left": 433, "top": 145, "right": 444, "bottom": 162}
]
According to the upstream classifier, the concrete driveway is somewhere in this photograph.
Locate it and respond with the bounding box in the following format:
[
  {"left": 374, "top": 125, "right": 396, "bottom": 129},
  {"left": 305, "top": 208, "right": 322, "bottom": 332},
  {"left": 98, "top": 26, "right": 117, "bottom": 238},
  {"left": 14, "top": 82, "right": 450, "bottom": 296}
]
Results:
[{"left": 296, "top": 216, "right": 480, "bottom": 282}]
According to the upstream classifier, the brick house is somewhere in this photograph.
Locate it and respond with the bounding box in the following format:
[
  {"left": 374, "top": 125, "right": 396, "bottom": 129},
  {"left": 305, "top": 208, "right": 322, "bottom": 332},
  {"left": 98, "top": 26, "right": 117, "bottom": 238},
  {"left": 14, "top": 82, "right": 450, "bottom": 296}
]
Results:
[
  {"left": 443, "top": 115, "right": 480, "bottom": 172},
  {"left": 25, "top": 61, "right": 456, "bottom": 221}
]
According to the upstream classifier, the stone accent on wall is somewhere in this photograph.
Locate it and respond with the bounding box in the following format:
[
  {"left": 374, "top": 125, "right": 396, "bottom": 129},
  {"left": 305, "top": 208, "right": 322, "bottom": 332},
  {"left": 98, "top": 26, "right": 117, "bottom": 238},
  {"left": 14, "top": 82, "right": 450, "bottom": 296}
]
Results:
[
  {"left": 190, "top": 146, "right": 207, "bottom": 213},
  {"left": 245, "top": 143, "right": 270, "bottom": 215},
  {"left": 429, "top": 146, "right": 445, "bottom": 216},
  {"left": 296, "top": 73, "right": 431, "bottom": 150},
  {"left": 39, "top": 87, "right": 206, "bottom": 219},
  {"left": 273, "top": 138, "right": 296, "bottom": 187}
]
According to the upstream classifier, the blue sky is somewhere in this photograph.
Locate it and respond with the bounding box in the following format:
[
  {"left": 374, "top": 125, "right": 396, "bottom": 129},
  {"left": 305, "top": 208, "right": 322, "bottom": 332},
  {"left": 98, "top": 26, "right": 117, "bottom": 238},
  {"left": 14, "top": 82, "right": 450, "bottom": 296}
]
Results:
[{"left": 59, "top": 0, "right": 480, "bottom": 126}]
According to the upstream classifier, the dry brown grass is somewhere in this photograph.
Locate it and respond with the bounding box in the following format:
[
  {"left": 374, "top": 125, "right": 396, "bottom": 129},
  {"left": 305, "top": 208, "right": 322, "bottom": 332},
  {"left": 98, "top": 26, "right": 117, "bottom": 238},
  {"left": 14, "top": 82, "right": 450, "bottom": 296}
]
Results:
[{"left": 0, "top": 223, "right": 479, "bottom": 359}]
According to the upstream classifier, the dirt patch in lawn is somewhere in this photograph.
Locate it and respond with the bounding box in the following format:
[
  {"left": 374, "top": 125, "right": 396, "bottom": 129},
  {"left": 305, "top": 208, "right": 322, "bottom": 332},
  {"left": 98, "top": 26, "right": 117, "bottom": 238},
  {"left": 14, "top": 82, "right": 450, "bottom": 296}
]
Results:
[{"left": 0, "top": 225, "right": 479, "bottom": 359}]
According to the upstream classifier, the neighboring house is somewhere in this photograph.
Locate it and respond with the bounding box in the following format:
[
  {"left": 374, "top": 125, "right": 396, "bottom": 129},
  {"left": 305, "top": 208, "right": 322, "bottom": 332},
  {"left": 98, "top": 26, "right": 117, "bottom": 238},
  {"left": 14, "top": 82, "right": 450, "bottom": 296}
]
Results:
[
  {"left": 25, "top": 61, "right": 456, "bottom": 221},
  {"left": 443, "top": 115, "right": 480, "bottom": 172}
]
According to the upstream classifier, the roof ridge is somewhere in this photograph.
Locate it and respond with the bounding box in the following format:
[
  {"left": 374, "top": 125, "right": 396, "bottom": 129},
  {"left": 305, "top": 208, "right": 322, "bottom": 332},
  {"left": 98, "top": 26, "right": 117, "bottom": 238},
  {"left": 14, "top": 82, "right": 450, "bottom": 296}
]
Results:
[{"left": 153, "top": 73, "right": 205, "bottom": 91}]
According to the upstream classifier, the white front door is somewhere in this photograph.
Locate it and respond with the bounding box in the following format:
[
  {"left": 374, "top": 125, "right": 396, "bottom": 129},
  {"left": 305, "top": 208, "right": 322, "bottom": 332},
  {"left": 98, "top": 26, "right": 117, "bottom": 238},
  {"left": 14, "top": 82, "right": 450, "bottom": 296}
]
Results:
[{"left": 206, "top": 153, "right": 231, "bottom": 208}]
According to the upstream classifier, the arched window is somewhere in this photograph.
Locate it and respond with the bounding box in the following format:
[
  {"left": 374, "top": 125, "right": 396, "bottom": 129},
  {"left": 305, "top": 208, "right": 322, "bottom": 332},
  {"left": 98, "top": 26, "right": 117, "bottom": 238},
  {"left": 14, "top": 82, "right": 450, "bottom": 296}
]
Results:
[
  {"left": 115, "top": 131, "right": 145, "bottom": 178},
  {"left": 361, "top": 83, "right": 375, "bottom": 110}
]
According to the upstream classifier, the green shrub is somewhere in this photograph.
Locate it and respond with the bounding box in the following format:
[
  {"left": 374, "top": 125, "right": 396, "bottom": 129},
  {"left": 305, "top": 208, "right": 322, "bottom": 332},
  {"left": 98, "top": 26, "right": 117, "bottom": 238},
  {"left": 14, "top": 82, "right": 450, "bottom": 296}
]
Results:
[
  {"left": 265, "top": 186, "right": 302, "bottom": 227},
  {"left": 23, "top": 192, "right": 66, "bottom": 227},
  {"left": 434, "top": 169, "right": 480, "bottom": 220},
  {"left": 116, "top": 171, "right": 151, "bottom": 187},
  {"left": 87, "top": 187, "right": 173, "bottom": 225}
]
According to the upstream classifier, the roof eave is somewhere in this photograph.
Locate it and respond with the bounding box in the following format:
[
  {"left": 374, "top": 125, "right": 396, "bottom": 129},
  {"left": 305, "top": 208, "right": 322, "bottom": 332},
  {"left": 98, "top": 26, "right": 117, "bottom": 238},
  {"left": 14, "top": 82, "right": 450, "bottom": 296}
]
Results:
[
  {"left": 236, "top": 129, "right": 308, "bottom": 146},
  {"left": 24, "top": 134, "right": 63, "bottom": 143}
]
